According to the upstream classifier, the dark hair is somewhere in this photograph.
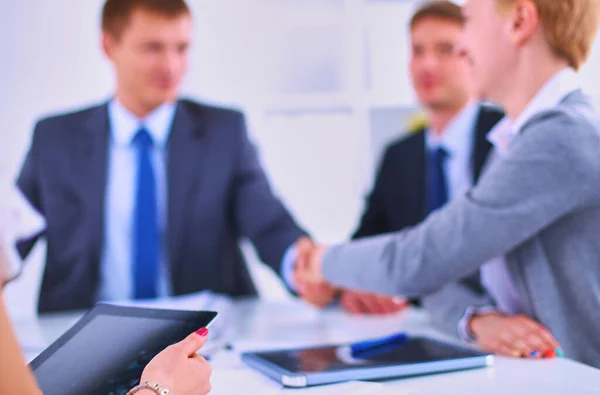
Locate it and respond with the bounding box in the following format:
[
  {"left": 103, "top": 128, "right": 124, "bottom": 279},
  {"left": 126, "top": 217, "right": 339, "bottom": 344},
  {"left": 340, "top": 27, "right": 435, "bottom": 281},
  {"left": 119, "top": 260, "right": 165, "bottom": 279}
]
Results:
[
  {"left": 101, "top": 0, "right": 191, "bottom": 38},
  {"left": 410, "top": 0, "right": 464, "bottom": 29}
]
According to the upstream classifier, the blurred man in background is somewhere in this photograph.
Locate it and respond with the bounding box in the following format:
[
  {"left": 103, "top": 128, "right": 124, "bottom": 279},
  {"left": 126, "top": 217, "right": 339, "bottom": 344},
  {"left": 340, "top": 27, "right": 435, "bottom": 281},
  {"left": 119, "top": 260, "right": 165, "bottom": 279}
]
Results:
[
  {"left": 338, "top": 1, "right": 503, "bottom": 325},
  {"left": 16, "top": 0, "right": 333, "bottom": 313}
]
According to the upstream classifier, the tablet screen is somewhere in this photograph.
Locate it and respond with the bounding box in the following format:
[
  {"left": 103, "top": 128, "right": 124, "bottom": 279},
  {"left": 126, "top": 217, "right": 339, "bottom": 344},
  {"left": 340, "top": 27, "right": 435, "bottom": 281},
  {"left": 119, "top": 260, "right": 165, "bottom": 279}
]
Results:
[
  {"left": 30, "top": 305, "right": 216, "bottom": 395},
  {"left": 254, "top": 337, "right": 485, "bottom": 374}
]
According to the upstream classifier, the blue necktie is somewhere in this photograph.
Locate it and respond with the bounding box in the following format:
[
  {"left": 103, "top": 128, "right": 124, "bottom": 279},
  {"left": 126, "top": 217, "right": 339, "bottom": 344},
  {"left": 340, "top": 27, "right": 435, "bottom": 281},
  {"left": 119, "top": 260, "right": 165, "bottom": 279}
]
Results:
[
  {"left": 133, "top": 128, "right": 159, "bottom": 299},
  {"left": 426, "top": 146, "right": 449, "bottom": 215}
]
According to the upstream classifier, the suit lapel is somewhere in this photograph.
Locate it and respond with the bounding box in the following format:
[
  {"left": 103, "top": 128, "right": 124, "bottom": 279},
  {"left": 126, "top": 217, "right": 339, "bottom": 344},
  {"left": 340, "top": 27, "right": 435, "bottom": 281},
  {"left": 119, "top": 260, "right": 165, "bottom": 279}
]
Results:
[
  {"left": 471, "top": 106, "right": 502, "bottom": 183},
  {"left": 79, "top": 103, "right": 110, "bottom": 261},
  {"left": 167, "top": 101, "right": 208, "bottom": 281},
  {"left": 405, "top": 131, "right": 427, "bottom": 219},
  {"left": 411, "top": 130, "right": 427, "bottom": 219}
]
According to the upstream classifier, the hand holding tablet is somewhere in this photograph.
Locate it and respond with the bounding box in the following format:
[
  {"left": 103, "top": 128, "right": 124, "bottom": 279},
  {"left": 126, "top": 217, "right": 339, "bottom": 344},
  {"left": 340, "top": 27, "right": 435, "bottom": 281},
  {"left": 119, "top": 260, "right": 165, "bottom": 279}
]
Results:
[
  {"left": 135, "top": 328, "right": 213, "bottom": 395},
  {"left": 30, "top": 304, "right": 217, "bottom": 395}
]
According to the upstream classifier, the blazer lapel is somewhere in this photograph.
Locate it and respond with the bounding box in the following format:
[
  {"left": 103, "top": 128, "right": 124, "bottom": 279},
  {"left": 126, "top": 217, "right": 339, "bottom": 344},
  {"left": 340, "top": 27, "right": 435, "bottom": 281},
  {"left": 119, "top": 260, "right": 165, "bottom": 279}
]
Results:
[
  {"left": 79, "top": 103, "right": 110, "bottom": 262},
  {"left": 413, "top": 131, "right": 427, "bottom": 219},
  {"left": 472, "top": 106, "right": 502, "bottom": 183},
  {"left": 395, "top": 131, "right": 427, "bottom": 221},
  {"left": 167, "top": 101, "right": 208, "bottom": 281}
]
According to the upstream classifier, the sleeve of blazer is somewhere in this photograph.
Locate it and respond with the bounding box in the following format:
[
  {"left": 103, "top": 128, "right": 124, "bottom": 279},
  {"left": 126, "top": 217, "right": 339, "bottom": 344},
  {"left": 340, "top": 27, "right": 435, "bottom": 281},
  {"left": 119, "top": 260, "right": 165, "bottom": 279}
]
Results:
[
  {"left": 15, "top": 121, "right": 47, "bottom": 260},
  {"left": 232, "top": 113, "right": 307, "bottom": 274},
  {"left": 420, "top": 277, "right": 494, "bottom": 337},
  {"left": 321, "top": 111, "right": 600, "bottom": 297},
  {"left": 352, "top": 146, "right": 393, "bottom": 239}
]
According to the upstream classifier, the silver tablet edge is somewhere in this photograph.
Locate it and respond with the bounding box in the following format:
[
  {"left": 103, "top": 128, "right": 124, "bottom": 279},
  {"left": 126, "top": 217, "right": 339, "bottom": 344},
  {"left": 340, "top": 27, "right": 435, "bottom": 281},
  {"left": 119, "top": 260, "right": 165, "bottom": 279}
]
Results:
[{"left": 282, "top": 375, "right": 308, "bottom": 387}]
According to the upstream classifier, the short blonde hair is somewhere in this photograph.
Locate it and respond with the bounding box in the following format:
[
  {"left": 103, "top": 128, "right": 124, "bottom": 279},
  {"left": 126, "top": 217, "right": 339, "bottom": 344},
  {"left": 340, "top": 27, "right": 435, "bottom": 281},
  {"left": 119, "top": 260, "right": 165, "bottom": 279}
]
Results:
[{"left": 496, "top": 0, "right": 600, "bottom": 70}]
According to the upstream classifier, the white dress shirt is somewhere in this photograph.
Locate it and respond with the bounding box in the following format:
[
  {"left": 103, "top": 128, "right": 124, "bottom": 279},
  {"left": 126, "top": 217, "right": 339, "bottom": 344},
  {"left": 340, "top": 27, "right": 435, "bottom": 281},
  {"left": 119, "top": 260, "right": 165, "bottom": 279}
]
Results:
[
  {"left": 425, "top": 101, "right": 480, "bottom": 200},
  {"left": 458, "top": 68, "right": 581, "bottom": 340},
  {"left": 98, "top": 99, "right": 176, "bottom": 302},
  {"left": 0, "top": 184, "right": 45, "bottom": 284}
]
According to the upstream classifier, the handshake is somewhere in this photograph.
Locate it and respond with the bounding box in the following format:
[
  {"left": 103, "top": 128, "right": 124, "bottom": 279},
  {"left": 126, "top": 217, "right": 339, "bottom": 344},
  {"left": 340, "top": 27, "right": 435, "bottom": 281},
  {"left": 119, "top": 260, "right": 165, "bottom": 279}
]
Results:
[
  {"left": 291, "top": 237, "right": 408, "bottom": 315},
  {"left": 293, "top": 237, "right": 331, "bottom": 307}
]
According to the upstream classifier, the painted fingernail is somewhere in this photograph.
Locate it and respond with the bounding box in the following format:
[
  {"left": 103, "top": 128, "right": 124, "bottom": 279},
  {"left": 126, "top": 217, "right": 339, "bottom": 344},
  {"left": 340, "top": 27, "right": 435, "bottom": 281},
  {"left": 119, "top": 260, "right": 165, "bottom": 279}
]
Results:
[
  {"left": 511, "top": 350, "right": 523, "bottom": 358},
  {"left": 196, "top": 328, "right": 209, "bottom": 337},
  {"left": 530, "top": 351, "right": 540, "bottom": 358},
  {"left": 392, "top": 297, "right": 406, "bottom": 305},
  {"left": 542, "top": 349, "right": 556, "bottom": 359},
  {"left": 555, "top": 348, "right": 564, "bottom": 357}
]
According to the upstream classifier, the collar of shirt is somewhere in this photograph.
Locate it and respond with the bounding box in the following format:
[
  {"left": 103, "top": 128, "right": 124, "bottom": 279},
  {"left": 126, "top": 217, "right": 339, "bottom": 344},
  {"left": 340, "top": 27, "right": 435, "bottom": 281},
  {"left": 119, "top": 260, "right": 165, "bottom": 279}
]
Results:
[
  {"left": 108, "top": 99, "right": 177, "bottom": 148},
  {"left": 425, "top": 101, "right": 479, "bottom": 158},
  {"left": 487, "top": 67, "right": 580, "bottom": 153}
]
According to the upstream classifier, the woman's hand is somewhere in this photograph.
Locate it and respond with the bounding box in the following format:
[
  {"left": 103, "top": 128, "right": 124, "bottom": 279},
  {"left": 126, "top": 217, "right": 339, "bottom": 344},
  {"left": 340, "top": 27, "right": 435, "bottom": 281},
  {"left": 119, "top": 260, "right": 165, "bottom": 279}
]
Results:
[
  {"left": 470, "top": 313, "right": 562, "bottom": 359},
  {"left": 139, "top": 328, "right": 212, "bottom": 395}
]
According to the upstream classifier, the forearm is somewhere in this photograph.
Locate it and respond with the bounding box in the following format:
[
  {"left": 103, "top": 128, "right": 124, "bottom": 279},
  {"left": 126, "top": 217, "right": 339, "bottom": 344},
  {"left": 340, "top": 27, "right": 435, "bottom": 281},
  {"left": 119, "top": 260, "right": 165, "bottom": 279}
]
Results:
[
  {"left": 0, "top": 293, "right": 41, "bottom": 394},
  {"left": 322, "top": 125, "right": 598, "bottom": 297}
]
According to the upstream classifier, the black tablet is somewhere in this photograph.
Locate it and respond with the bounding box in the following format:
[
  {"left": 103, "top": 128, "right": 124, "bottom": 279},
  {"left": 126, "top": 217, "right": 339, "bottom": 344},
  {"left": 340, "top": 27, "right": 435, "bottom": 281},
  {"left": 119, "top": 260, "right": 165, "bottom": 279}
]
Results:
[
  {"left": 242, "top": 335, "right": 494, "bottom": 387},
  {"left": 29, "top": 303, "right": 217, "bottom": 395}
]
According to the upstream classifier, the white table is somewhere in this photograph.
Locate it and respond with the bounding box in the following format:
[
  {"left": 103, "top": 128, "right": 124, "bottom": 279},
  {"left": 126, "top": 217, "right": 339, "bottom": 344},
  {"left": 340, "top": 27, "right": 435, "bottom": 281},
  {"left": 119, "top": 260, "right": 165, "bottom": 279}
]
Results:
[{"left": 16, "top": 298, "right": 600, "bottom": 394}]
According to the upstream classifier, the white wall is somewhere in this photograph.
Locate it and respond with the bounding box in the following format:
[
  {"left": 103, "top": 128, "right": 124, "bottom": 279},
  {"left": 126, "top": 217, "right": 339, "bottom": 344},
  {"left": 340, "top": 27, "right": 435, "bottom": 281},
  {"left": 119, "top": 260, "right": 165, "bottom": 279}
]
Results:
[
  {"left": 0, "top": 1, "right": 110, "bottom": 181},
  {"left": 581, "top": 37, "right": 600, "bottom": 104}
]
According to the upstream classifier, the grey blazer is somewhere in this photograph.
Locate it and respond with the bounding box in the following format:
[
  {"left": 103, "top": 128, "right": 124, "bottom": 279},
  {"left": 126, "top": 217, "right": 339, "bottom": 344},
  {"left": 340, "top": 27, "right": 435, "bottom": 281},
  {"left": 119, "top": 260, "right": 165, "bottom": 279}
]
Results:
[
  {"left": 322, "top": 91, "right": 600, "bottom": 368},
  {"left": 17, "top": 99, "right": 306, "bottom": 313}
]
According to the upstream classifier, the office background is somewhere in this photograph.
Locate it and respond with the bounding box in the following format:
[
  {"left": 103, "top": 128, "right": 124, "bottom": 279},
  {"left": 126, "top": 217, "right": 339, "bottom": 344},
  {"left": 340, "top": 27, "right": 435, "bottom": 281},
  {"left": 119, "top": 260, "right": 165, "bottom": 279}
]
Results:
[{"left": 1, "top": 0, "right": 599, "bottom": 315}]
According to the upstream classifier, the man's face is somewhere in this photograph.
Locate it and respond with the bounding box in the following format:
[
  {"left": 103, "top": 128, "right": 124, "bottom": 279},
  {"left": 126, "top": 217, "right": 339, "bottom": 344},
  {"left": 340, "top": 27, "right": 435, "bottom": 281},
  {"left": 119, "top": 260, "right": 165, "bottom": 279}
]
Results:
[
  {"left": 103, "top": 8, "right": 192, "bottom": 112},
  {"left": 409, "top": 17, "right": 473, "bottom": 111},
  {"left": 463, "top": 0, "right": 515, "bottom": 102}
]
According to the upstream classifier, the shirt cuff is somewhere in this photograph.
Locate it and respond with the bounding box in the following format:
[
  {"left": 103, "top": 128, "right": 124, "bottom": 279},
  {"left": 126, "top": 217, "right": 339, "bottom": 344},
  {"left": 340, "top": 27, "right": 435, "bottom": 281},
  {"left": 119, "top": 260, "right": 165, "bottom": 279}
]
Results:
[
  {"left": 458, "top": 305, "right": 498, "bottom": 343},
  {"left": 281, "top": 243, "right": 299, "bottom": 292},
  {"left": 1, "top": 236, "right": 24, "bottom": 285},
  {"left": 0, "top": 185, "right": 46, "bottom": 284}
]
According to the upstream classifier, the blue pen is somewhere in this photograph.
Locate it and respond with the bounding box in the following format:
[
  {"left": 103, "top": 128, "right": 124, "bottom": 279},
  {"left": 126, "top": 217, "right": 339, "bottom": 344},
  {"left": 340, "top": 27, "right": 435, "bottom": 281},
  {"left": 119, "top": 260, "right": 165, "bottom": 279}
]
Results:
[{"left": 350, "top": 332, "right": 409, "bottom": 354}]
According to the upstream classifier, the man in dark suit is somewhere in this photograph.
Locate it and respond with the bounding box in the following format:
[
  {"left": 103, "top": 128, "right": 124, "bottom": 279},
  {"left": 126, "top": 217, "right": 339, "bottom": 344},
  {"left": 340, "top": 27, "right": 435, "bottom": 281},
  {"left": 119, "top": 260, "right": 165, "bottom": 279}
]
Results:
[
  {"left": 16, "top": 0, "right": 333, "bottom": 313},
  {"left": 338, "top": 1, "right": 504, "bottom": 325}
]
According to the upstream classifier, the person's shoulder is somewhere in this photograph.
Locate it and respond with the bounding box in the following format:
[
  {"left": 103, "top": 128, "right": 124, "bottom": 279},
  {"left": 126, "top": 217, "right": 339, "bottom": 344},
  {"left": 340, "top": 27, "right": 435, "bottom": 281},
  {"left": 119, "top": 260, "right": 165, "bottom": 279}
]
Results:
[
  {"left": 32, "top": 102, "right": 107, "bottom": 141},
  {"left": 521, "top": 91, "right": 600, "bottom": 173},
  {"left": 177, "top": 99, "right": 252, "bottom": 147},
  {"left": 36, "top": 102, "right": 105, "bottom": 127},
  {"left": 386, "top": 129, "right": 426, "bottom": 158},
  {"left": 371, "top": 130, "right": 425, "bottom": 178},
  {"left": 525, "top": 91, "right": 599, "bottom": 142},
  {"left": 177, "top": 98, "right": 245, "bottom": 122}
]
